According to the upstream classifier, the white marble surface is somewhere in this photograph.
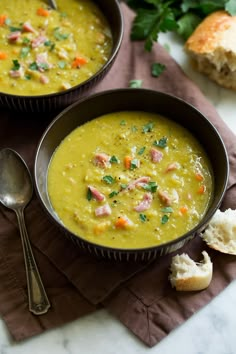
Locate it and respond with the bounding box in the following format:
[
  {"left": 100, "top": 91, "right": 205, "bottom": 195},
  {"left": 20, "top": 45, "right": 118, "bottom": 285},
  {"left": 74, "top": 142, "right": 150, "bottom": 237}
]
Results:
[{"left": 1, "top": 33, "right": 236, "bottom": 354}]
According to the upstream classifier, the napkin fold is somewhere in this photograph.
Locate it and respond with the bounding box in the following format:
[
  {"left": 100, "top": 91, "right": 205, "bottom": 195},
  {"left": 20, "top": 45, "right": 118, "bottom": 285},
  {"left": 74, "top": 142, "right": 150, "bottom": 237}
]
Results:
[{"left": 0, "top": 3, "right": 236, "bottom": 347}]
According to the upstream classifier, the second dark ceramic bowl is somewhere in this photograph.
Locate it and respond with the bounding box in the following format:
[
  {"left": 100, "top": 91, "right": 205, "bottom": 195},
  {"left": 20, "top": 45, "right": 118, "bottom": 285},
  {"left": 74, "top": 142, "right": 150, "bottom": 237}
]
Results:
[
  {"left": 34, "top": 89, "right": 229, "bottom": 261},
  {"left": 0, "top": 0, "right": 123, "bottom": 113}
]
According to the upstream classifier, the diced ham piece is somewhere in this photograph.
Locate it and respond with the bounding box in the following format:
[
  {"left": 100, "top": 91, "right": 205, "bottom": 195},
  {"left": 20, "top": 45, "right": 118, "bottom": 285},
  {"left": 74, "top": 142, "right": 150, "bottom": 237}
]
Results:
[
  {"left": 95, "top": 204, "right": 112, "bottom": 217},
  {"left": 127, "top": 176, "right": 151, "bottom": 191},
  {"left": 39, "top": 74, "right": 49, "bottom": 84},
  {"left": 134, "top": 192, "right": 153, "bottom": 212},
  {"left": 8, "top": 31, "right": 21, "bottom": 42},
  {"left": 88, "top": 186, "right": 105, "bottom": 202},
  {"left": 150, "top": 148, "right": 163, "bottom": 163},
  {"left": 9, "top": 67, "right": 24, "bottom": 78},
  {"left": 158, "top": 190, "right": 172, "bottom": 206},
  {"left": 32, "top": 35, "right": 47, "bottom": 48},
  {"left": 23, "top": 21, "right": 37, "bottom": 33},
  {"left": 94, "top": 152, "right": 111, "bottom": 168},
  {"left": 166, "top": 162, "right": 180, "bottom": 172},
  {"left": 36, "top": 52, "right": 52, "bottom": 71}
]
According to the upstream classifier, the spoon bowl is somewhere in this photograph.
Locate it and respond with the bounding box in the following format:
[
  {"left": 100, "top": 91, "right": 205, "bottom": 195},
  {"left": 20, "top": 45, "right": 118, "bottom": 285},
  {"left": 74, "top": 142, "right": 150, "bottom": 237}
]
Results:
[
  {"left": 0, "top": 149, "right": 33, "bottom": 209},
  {"left": 0, "top": 148, "right": 50, "bottom": 315}
]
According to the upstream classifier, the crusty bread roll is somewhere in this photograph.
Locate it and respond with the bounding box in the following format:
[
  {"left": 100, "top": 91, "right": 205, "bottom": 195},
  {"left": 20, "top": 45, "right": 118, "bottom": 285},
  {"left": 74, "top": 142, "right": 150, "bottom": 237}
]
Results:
[
  {"left": 201, "top": 208, "right": 236, "bottom": 255},
  {"left": 185, "top": 11, "right": 236, "bottom": 90},
  {"left": 169, "top": 251, "right": 213, "bottom": 291}
]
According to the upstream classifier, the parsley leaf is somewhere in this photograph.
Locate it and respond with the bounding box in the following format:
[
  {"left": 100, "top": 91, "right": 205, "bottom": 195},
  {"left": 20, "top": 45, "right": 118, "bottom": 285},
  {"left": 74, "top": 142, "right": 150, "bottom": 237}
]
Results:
[
  {"left": 225, "top": 0, "right": 236, "bottom": 15},
  {"left": 138, "top": 146, "right": 146, "bottom": 155},
  {"left": 53, "top": 27, "right": 69, "bottom": 40},
  {"left": 109, "top": 191, "right": 119, "bottom": 198},
  {"left": 177, "top": 13, "right": 201, "bottom": 40},
  {"left": 161, "top": 214, "right": 169, "bottom": 224},
  {"left": 20, "top": 47, "right": 30, "bottom": 58},
  {"left": 120, "top": 119, "right": 126, "bottom": 126},
  {"left": 103, "top": 175, "right": 115, "bottom": 184},
  {"left": 139, "top": 213, "right": 147, "bottom": 222},
  {"left": 143, "top": 122, "right": 154, "bottom": 133},
  {"left": 87, "top": 188, "right": 92, "bottom": 201},
  {"left": 11, "top": 59, "right": 20, "bottom": 71},
  {"left": 151, "top": 62, "right": 166, "bottom": 77},
  {"left": 130, "top": 159, "right": 139, "bottom": 170},
  {"left": 161, "top": 207, "right": 173, "bottom": 213},
  {"left": 142, "top": 181, "right": 158, "bottom": 193},
  {"left": 110, "top": 155, "right": 120, "bottom": 164},
  {"left": 153, "top": 137, "right": 168, "bottom": 148},
  {"left": 129, "top": 79, "right": 143, "bottom": 88}
]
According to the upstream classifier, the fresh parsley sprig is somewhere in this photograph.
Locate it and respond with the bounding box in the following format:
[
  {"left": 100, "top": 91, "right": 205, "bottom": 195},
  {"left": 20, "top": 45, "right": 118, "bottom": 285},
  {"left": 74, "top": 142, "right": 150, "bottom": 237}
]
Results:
[{"left": 127, "top": 0, "right": 236, "bottom": 51}]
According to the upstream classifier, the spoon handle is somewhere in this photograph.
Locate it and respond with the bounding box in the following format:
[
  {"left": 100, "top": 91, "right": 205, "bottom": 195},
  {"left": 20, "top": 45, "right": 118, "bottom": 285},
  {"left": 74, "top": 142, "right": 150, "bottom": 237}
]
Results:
[{"left": 16, "top": 208, "right": 51, "bottom": 315}]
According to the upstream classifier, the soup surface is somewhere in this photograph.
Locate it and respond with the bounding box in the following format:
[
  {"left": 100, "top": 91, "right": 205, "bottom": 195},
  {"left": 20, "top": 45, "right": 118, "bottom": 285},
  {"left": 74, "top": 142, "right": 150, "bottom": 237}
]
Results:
[
  {"left": 47, "top": 111, "right": 213, "bottom": 249},
  {"left": 0, "top": 0, "right": 112, "bottom": 95}
]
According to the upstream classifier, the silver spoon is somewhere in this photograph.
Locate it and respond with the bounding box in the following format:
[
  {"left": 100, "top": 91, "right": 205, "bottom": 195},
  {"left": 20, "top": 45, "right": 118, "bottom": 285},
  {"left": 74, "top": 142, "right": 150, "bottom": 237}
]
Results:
[
  {"left": 48, "top": 0, "right": 57, "bottom": 10},
  {"left": 0, "top": 148, "right": 51, "bottom": 315}
]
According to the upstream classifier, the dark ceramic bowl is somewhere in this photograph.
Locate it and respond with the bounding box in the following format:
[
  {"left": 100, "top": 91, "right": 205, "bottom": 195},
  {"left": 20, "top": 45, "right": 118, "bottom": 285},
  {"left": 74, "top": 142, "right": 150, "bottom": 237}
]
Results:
[
  {"left": 0, "top": 0, "right": 123, "bottom": 113},
  {"left": 34, "top": 89, "right": 229, "bottom": 261}
]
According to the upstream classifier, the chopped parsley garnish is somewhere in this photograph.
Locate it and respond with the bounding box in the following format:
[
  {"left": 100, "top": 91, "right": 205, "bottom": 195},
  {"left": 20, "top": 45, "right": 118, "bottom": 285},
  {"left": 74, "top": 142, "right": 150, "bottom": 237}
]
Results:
[
  {"left": 58, "top": 61, "right": 67, "bottom": 69},
  {"left": 120, "top": 119, "right": 126, "bottom": 126},
  {"left": 161, "top": 207, "right": 173, "bottom": 213},
  {"left": 102, "top": 175, "right": 115, "bottom": 184},
  {"left": 153, "top": 137, "right": 168, "bottom": 148},
  {"left": 20, "top": 47, "right": 30, "bottom": 58},
  {"left": 142, "top": 122, "right": 154, "bottom": 133},
  {"left": 109, "top": 191, "right": 119, "bottom": 198},
  {"left": 23, "top": 37, "right": 30, "bottom": 44},
  {"left": 53, "top": 27, "right": 69, "bottom": 41},
  {"left": 29, "top": 62, "right": 49, "bottom": 71},
  {"left": 60, "top": 12, "right": 67, "bottom": 17},
  {"left": 151, "top": 63, "right": 166, "bottom": 77},
  {"left": 161, "top": 214, "right": 169, "bottom": 224},
  {"left": 138, "top": 146, "right": 146, "bottom": 155},
  {"left": 29, "top": 62, "right": 38, "bottom": 71},
  {"left": 120, "top": 183, "right": 128, "bottom": 189},
  {"left": 25, "top": 74, "right": 31, "bottom": 80},
  {"left": 11, "top": 59, "right": 20, "bottom": 71},
  {"left": 87, "top": 188, "right": 92, "bottom": 201},
  {"left": 142, "top": 182, "right": 158, "bottom": 193},
  {"left": 9, "top": 25, "right": 22, "bottom": 32},
  {"left": 129, "top": 79, "right": 143, "bottom": 88},
  {"left": 44, "top": 40, "right": 55, "bottom": 51},
  {"left": 110, "top": 155, "right": 120, "bottom": 164},
  {"left": 139, "top": 213, "right": 147, "bottom": 222},
  {"left": 131, "top": 125, "right": 138, "bottom": 132},
  {"left": 130, "top": 159, "right": 139, "bottom": 170}
]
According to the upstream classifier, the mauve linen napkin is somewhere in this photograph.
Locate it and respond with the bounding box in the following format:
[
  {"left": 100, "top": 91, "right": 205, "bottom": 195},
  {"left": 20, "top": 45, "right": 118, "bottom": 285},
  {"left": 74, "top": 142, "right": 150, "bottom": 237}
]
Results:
[{"left": 0, "top": 3, "right": 236, "bottom": 347}]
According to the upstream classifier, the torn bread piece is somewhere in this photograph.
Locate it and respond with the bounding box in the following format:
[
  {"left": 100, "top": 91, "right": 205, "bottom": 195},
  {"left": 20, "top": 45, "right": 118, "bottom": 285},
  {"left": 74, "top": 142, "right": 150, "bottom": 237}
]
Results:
[
  {"left": 185, "top": 11, "right": 236, "bottom": 90},
  {"left": 169, "top": 251, "right": 213, "bottom": 291},
  {"left": 201, "top": 208, "right": 236, "bottom": 255}
]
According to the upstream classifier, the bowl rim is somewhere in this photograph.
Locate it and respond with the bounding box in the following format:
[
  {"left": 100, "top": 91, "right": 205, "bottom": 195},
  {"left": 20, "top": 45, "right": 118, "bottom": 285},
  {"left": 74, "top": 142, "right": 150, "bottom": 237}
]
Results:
[
  {"left": 34, "top": 88, "right": 230, "bottom": 255},
  {"left": 0, "top": 0, "right": 123, "bottom": 99}
]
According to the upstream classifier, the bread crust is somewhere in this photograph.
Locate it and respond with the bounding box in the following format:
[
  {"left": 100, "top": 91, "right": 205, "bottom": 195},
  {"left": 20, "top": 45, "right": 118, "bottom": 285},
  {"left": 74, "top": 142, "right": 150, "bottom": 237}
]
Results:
[
  {"left": 185, "top": 11, "right": 236, "bottom": 90},
  {"left": 185, "top": 11, "right": 235, "bottom": 54}
]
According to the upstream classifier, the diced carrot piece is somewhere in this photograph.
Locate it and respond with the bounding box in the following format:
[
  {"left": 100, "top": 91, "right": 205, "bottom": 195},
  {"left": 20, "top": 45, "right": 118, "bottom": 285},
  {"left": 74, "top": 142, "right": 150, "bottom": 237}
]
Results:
[
  {"left": 179, "top": 206, "right": 188, "bottom": 214},
  {"left": 198, "top": 185, "right": 206, "bottom": 194},
  {"left": 124, "top": 156, "right": 132, "bottom": 169},
  {"left": 115, "top": 217, "right": 128, "bottom": 229},
  {"left": 37, "top": 7, "right": 50, "bottom": 17},
  {"left": 195, "top": 173, "right": 204, "bottom": 181},
  {"left": 72, "top": 56, "right": 88, "bottom": 68},
  {"left": 0, "top": 14, "right": 7, "bottom": 26},
  {"left": 0, "top": 52, "right": 7, "bottom": 59}
]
